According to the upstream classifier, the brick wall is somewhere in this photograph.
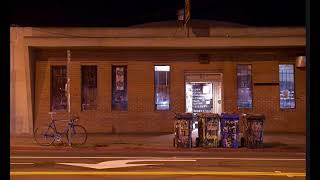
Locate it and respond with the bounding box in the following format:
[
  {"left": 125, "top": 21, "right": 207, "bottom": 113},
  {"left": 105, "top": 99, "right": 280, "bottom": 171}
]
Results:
[{"left": 34, "top": 50, "right": 306, "bottom": 134}]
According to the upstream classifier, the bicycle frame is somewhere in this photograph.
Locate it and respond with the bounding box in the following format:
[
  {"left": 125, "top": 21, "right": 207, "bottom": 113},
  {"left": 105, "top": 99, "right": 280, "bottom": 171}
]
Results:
[{"left": 44, "top": 118, "right": 77, "bottom": 141}]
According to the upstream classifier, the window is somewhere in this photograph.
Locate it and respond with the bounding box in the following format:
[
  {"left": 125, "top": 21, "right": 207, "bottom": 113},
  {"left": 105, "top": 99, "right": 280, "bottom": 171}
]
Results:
[
  {"left": 237, "top": 64, "right": 252, "bottom": 108},
  {"left": 279, "top": 64, "right": 295, "bottom": 108},
  {"left": 112, "top": 66, "right": 127, "bottom": 111},
  {"left": 81, "top": 66, "right": 97, "bottom": 111},
  {"left": 154, "top": 65, "right": 170, "bottom": 110},
  {"left": 51, "top": 66, "right": 67, "bottom": 111}
]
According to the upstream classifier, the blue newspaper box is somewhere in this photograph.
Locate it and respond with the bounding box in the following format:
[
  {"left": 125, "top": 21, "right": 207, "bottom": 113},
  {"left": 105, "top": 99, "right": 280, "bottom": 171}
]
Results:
[{"left": 220, "top": 113, "right": 239, "bottom": 148}]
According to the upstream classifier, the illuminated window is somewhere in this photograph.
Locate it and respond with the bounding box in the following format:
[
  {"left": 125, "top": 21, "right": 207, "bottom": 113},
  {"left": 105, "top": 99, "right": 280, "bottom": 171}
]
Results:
[
  {"left": 279, "top": 64, "right": 295, "bottom": 108},
  {"left": 81, "top": 66, "right": 97, "bottom": 111},
  {"left": 51, "top": 66, "right": 67, "bottom": 111},
  {"left": 154, "top": 65, "right": 170, "bottom": 110},
  {"left": 237, "top": 64, "right": 252, "bottom": 108},
  {"left": 112, "top": 66, "right": 127, "bottom": 111}
]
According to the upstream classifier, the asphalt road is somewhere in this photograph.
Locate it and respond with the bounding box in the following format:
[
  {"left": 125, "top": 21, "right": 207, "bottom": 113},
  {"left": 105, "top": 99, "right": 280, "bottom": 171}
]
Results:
[{"left": 10, "top": 151, "right": 305, "bottom": 180}]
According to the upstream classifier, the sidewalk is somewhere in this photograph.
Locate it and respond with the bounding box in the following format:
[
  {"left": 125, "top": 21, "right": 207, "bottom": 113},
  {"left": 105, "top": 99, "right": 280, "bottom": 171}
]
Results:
[{"left": 10, "top": 133, "right": 306, "bottom": 153}]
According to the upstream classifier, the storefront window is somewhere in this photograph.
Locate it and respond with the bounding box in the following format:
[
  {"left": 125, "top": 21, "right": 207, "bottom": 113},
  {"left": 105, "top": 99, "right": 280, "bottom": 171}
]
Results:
[
  {"left": 112, "top": 65, "right": 127, "bottom": 111},
  {"left": 237, "top": 64, "right": 252, "bottom": 108},
  {"left": 154, "top": 65, "right": 170, "bottom": 110},
  {"left": 81, "top": 66, "right": 97, "bottom": 111},
  {"left": 51, "top": 66, "right": 67, "bottom": 111},
  {"left": 279, "top": 64, "right": 295, "bottom": 108}
]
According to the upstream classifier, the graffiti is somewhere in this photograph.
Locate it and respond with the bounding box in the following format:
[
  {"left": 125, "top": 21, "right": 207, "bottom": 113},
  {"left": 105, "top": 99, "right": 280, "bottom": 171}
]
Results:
[
  {"left": 221, "top": 114, "right": 239, "bottom": 148},
  {"left": 246, "top": 119, "right": 264, "bottom": 147},
  {"left": 197, "top": 113, "right": 220, "bottom": 147},
  {"left": 174, "top": 119, "right": 191, "bottom": 148},
  {"left": 205, "top": 118, "right": 220, "bottom": 147}
]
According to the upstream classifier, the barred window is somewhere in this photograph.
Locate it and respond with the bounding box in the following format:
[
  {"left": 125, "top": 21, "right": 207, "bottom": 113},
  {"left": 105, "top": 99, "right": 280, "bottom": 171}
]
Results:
[
  {"left": 237, "top": 64, "right": 253, "bottom": 108},
  {"left": 154, "top": 65, "right": 170, "bottom": 111},
  {"left": 279, "top": 64, "right": 295, "bottom": 108},
  {"left": 51, "top": 66, "right": 67, "bottom": 111},
  {"left": 81, "top": 66, "right": 97, "bottom": 111},
  {"left": 112, "top": 66, "right": 127, "bottom": 111}
]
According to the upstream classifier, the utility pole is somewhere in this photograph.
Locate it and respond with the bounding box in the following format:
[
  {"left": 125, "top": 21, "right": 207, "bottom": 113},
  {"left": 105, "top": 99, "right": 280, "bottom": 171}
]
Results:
[{"left": 67, "top": 49, "right": 71, "bottom": 146}]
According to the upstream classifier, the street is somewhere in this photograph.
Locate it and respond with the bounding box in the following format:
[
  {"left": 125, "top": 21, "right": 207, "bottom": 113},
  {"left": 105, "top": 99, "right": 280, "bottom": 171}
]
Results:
[{"left": 10, "top": 151, "right": 305, "bottom": 180}]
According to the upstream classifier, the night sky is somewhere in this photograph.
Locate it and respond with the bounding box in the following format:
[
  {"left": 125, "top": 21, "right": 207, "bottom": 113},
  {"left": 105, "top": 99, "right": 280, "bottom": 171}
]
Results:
[{"left": 9, "top": 0, "right": 305, "bottom": 27}]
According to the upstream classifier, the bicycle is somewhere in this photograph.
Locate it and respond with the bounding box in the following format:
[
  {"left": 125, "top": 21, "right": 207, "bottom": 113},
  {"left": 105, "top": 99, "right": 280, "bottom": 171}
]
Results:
[{"left": 33, "top": 112, "right": 87, "bottom": 146}]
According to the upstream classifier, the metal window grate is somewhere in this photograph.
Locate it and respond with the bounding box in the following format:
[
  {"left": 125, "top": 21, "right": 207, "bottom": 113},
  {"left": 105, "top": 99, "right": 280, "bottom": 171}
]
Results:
[
  {"left": 279, "top": 64, "right": 295, "bottom": 108},
  {"left": 81, "top": 66, "right": 97, "bottom": 111},
  {"left": 237, "top": 64, "right": 252, "bottom": 108},
  {"left": 51, "top": 66, "right": 67, "bottom": 111}
]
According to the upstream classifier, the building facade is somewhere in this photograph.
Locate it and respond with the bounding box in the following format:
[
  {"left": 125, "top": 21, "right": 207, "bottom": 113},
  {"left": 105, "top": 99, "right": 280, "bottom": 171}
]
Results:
[{"left": 10, "top": 21, "right": 306, "bottom": 135}]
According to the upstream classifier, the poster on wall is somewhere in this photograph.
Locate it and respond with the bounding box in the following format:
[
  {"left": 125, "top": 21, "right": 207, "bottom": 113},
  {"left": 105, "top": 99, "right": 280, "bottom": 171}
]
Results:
[
  {"left": 192, "top": 83, "right": 213, "bottom": 113},
  {"left": 116, "top": 67, "right": 124, "bottom": 91},
  {"left": 112, "top": 66, "right": 127, "bottom": 111}
]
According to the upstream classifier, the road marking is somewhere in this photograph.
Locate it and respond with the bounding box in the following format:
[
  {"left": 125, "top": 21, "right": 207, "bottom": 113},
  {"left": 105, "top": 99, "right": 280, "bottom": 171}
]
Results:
[
  {"left": 10, "top": 156, "right": 305, "bottom": 161},
  {"left": 10, "top": 163, "right": 34, "bottom": 165},
  {"left": 10, "top": 171, "right": 306, "bottom": 177},
  {"left": 58, "top": 159, "right": 196, "bottom": 169}
]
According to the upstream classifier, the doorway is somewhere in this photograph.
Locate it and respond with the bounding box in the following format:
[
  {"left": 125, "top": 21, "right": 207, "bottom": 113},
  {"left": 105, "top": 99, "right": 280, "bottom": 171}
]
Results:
[
  {"left": 185, "top": 72, "right": 223, "bottom": 144},
  {"left": 185, "top": 73, "right": 222, "bottom": 114}
]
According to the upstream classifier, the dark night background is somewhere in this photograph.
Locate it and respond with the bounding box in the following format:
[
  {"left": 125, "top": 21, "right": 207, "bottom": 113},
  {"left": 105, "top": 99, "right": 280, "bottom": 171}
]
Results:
[{"left": 9, "top": 0, "right": 305, "bottom": 27}]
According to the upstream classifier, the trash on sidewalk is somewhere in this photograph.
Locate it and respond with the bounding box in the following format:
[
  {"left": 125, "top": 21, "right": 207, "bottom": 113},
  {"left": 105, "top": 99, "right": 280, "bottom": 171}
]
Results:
[
  {"left": 173, "top": 113, "right": 193, "bottom": 148},
  {"left": 220, "top": 113, "right": 239, "bottom": 148}
]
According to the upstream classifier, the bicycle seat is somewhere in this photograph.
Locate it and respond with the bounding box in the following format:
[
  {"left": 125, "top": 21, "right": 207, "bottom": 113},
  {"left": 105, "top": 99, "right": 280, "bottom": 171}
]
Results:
[{"left": 48, "top": 112, "right": 56, "bottom": 115}]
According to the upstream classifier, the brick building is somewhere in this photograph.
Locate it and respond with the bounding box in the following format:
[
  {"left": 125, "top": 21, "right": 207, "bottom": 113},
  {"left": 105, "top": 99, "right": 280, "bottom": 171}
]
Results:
[{"left": 10, "top": 20, "right": 306, "bottom": 135}]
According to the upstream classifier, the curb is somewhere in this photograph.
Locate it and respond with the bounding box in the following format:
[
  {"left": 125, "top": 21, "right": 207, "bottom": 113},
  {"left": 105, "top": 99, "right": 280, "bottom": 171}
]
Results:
[{"left": 10, "top": 145, "right": 305, "bottom": 153}]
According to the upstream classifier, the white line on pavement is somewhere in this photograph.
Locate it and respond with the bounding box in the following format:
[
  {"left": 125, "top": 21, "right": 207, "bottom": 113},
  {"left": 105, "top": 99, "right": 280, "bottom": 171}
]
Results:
[
  {"left": 11, "top": 163, "right": 34, "bottom": 165},
  {"left": 58, "top": 159, "right": 197, "bottom": 169},
  {"left": 10, "top": 156, "right": 305, "bottom": 161}
]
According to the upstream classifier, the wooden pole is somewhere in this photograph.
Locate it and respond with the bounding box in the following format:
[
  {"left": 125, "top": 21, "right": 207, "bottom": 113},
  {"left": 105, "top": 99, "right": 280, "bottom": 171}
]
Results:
[
  {"left": 184, "top": 0, "right": 191, "bottom": 37},
  {"left": 67, "top": 49, "right": 71, "bottom": 146}
]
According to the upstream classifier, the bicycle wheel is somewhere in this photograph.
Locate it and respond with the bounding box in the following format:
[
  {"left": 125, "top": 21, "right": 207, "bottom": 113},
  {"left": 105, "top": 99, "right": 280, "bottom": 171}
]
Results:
[
  {"left": 66, "top": 125, "right": 87, "bottom": 146},
  {"left": 34, "top": 126, "right": 55, "bottom": 146}
]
